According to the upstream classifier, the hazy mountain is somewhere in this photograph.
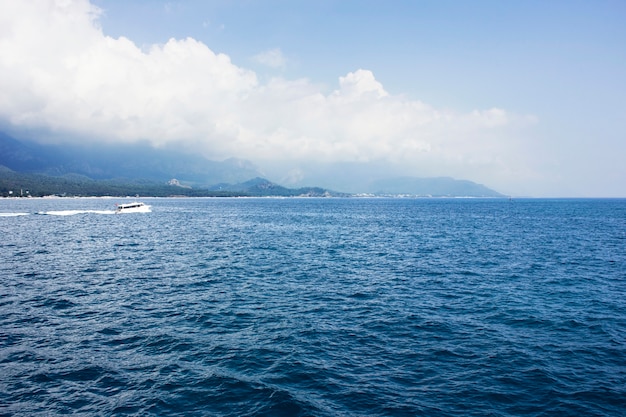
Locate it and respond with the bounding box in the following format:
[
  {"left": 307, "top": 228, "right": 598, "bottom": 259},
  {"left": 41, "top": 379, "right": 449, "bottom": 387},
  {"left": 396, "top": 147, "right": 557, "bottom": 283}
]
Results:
[
  {"left": 264, "top": 161, "right": 505, "bottom": 197},
  {"left": 367, "top": 176, "right": 505, "bottom": 197},
  {"left": 1, "top": 132, "right": 505, "bottom": 197},
  {"left": 0, "top": 132, "right": 261, "bottom": 186}
]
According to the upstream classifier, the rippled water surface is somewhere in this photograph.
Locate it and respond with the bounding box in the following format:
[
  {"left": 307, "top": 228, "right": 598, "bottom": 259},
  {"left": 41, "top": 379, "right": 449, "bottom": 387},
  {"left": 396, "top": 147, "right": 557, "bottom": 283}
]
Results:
[{"left": 1, "top": 197, "right": 625, "bottom": 416}]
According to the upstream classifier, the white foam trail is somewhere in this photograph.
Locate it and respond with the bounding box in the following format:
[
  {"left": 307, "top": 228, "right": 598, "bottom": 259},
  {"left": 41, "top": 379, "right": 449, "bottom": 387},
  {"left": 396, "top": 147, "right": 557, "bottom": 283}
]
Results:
[
  {"left": 1, "top": 207, "right": 150, "bottom": 217},
  {"left": 91, "top": 210, "right": 117, "bottom": 215},
  {"left": 36, "top": 210, "right": 117, "bottom": 216}
]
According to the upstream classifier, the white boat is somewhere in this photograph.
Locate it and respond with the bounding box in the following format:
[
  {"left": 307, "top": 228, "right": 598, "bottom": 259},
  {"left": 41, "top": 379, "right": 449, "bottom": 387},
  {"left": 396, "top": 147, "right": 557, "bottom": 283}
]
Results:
[{"left": 115, "top": 202, "right": 151, "bottom": 213}]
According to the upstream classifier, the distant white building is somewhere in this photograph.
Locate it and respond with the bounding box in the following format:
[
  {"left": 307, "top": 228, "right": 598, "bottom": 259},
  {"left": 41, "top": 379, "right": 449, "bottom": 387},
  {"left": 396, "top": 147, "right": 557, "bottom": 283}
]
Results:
[{"left": 167, "top": 179, "right": 191, "bottom": 188}]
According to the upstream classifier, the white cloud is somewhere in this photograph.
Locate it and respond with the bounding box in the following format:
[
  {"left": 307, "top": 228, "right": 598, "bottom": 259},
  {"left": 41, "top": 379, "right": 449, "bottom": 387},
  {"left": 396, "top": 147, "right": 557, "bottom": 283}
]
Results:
[
  {"left": 334, "top": 69, "right": 388, "bottom": 100},
  {"left": 252, "top": 48, "right": 287, "bottom": 69},
  {"left": 0, "top": 0, "right": 537, "bottom": 191}
]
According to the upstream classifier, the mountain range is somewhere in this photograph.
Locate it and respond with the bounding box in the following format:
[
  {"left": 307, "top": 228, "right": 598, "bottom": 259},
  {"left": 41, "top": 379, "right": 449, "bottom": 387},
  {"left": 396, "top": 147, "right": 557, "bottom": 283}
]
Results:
[
  {"left": 0, "top": 132, "right": 504, "bottom": 197},
  {"left": 0, "top": 131, "right": 260, "bottom": 185}
]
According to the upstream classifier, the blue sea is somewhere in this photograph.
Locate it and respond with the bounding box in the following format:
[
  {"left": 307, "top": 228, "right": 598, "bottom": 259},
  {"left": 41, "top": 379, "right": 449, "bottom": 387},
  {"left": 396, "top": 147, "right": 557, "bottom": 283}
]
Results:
[{"left": 1, "top": 197, "right": 625, "bottom": 416}]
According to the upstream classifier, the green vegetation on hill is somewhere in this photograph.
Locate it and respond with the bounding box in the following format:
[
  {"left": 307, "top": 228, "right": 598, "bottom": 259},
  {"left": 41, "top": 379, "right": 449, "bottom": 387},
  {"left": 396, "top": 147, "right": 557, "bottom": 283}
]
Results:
[
  {"left": 0, "top": 168, "right": 234, "bottom": 197},
  {"left": 0, "top": 168, "right": 341, "bottom": 197}
]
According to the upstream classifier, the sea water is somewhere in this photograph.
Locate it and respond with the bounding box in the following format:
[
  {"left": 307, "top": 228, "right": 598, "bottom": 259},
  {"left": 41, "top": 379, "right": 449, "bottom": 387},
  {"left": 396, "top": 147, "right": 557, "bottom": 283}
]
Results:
[{"left": 1, "top": 197, "right": 625, "bottom": 416}]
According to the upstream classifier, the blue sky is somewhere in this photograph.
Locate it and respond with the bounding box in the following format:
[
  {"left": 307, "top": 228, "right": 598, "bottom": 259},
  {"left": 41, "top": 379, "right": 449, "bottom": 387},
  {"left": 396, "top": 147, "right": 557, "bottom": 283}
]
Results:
[
  {"left": 1, "top": 0, "right": 625, "bottom": 196},
  {"left": 94, "top": 0, "right": 625, "bottom": 108}
]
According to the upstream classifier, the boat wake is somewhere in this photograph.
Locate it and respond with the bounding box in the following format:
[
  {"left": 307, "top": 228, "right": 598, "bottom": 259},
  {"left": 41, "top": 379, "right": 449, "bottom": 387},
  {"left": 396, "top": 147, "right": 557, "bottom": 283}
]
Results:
[
  {"left": 0, "top": 210, "right": 117, "bottom": 216},
  {"left": 36, "top": 210, "right": 118, "bottom": 216},
  {"left": 1, "top": 207, "right": 152, "bottom": 217}
]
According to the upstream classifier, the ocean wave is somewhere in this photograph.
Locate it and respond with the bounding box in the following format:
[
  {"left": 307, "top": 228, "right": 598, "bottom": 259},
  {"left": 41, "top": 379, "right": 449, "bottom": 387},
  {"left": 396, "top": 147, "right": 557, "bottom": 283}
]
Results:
[{"left": 1, "top": 198, "right": 625, "bottom": 416}]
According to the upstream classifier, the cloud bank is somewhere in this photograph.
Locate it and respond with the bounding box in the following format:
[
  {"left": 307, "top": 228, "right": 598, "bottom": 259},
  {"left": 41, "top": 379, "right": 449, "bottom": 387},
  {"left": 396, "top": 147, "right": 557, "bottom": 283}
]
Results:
[{"left": 0, "top": 0, "right": 535, "bottom": 190}]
